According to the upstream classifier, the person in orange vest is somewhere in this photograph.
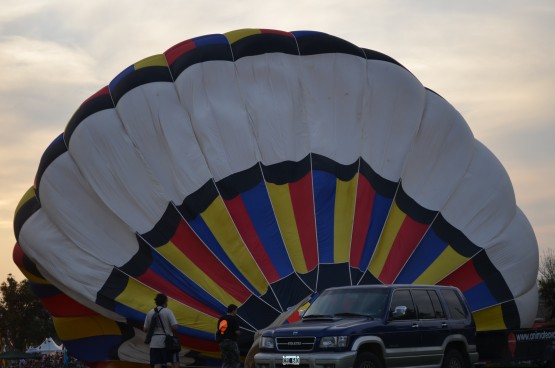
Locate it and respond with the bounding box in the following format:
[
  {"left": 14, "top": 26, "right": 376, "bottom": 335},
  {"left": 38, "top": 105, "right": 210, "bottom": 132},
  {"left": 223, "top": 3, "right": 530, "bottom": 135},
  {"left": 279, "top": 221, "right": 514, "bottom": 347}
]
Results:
[{"left": 216, "top": 304, "right": 241, "bottom": 368}]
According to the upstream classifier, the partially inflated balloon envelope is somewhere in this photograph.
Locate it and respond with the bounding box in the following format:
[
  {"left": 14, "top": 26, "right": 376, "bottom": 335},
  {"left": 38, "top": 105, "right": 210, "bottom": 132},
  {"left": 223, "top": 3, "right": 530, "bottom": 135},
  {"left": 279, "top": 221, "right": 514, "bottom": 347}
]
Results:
[{"left": 13, "top": 28, "right": 538, "bottom": 366}]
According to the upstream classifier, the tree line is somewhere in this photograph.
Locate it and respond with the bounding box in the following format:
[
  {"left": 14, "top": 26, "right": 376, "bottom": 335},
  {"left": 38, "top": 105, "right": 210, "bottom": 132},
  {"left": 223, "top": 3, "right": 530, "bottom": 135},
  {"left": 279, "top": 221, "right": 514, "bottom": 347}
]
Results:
[{"left": 0, "top": 274, "right": 57, "bottom": 351}]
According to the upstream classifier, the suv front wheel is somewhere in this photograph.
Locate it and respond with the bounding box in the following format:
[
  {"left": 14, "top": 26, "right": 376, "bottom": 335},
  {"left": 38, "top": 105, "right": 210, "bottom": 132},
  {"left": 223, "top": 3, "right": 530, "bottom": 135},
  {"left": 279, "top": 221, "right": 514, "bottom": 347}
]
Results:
[
  {"left": 442, "top": 348, "right": 467, "bottom": 368},
  {"left": 354, "top": 351, "right": 383, "bottom": 368}
]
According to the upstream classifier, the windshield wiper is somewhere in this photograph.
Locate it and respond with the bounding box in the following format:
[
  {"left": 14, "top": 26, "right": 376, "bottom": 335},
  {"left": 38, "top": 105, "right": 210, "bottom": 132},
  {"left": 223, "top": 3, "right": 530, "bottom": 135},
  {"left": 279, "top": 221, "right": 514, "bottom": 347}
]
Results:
[
  {"left": 334, "top": 312, "right": 371, "bottom": 318},
  {"left": 302, "top": 314, "right": 334, "bottom": 319}
]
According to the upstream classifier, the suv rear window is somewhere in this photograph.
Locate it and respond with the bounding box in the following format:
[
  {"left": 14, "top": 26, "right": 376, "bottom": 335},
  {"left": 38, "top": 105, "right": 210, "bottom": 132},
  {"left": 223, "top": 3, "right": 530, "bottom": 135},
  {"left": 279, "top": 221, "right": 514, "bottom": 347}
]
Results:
[
  {"left": 440, "top": 289, "right": 468, "bottom": 319},
  {"left": 412, "top": 289, "right": 444, "bottom": 319}
]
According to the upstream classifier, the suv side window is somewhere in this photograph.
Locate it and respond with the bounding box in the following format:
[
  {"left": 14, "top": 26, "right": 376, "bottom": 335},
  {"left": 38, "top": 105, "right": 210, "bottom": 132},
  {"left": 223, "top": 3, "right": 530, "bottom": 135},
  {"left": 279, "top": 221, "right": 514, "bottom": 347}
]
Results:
[
  {"left": 440, "top": 289, "right": 468, "bottom": 319},
  {"left": 390, "top": 289, "right": 416, "bottom": 320},
  {"left": 412, "top": 289, "right": 435, "bottom": 319},
  {"left": 428, "top": 290, "right": 445, "bottom": 319}
]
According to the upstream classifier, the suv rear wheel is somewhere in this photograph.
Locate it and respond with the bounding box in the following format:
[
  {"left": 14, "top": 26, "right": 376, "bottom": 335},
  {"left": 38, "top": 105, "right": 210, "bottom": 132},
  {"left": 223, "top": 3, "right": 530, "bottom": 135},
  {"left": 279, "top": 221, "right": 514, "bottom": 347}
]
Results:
[
  {"left": 354, "top": 351, "right": 383, "bottom": 368},
  {"left": 442, "top": 348, "right": 466, "bottom": 368}
]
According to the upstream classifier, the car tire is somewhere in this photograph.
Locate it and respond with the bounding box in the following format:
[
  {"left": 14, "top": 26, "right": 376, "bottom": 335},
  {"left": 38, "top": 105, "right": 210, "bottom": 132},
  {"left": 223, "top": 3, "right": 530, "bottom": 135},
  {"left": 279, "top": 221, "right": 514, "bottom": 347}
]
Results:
[
  {"left": 442, "top": 348, "right": 467, "bottom": 368},
  {"left": 354, "top": 351, "right": 383, "bottom": 368}
]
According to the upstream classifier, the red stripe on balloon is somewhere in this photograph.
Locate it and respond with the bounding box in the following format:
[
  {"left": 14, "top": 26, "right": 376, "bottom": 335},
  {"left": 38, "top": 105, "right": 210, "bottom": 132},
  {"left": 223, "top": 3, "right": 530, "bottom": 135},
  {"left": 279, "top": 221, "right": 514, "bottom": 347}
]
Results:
[
  {"left": 138, "top": 269, "right": 220, "bottom": 317},
  {"left": 165, "top": 39, "right": 197, "bottom": 65},
  {"left": 350, "top": 176, "right": 375, "bottom": 268},
  {"left": 289, "top": 173, "right": 318, "bottom": 271},
  {"left": 225, "top": 196, "right": 281, "bottom": 283},
  {"left": 379, "top": 218, "right": 429, "bottom": 284},
  {"left": 438, "top": 259, "right": 482, "bottom": 292},
  {"left": 41, "top": 293, "right": 98, "bottom": 317},
  {"left": 171, "top": 220, "right": 252, "bottom": 303}
]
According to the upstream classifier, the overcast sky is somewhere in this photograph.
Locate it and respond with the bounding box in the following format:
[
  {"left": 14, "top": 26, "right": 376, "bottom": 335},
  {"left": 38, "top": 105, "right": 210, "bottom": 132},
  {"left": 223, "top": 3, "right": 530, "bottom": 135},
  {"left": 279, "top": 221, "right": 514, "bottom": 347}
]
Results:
[{"left": 1, "top": 0, "right": 554, "bottom": 281}]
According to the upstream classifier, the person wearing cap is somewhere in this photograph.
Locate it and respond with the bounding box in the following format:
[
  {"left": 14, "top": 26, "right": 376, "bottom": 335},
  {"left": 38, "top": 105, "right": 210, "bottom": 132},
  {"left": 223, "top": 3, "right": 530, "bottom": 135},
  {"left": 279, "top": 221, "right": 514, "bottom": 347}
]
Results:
[
  {"left": 144, "top": 293, "right": 180, "bottom": 368},
  {"left": 216, "top": 304, "right": 241, "bottom": 368}
]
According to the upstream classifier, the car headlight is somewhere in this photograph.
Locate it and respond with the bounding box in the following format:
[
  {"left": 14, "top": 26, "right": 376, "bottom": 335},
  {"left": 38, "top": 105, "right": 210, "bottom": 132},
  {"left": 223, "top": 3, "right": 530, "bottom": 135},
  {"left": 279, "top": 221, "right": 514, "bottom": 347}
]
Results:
[
  {"left": 319, "top": 336, "right": 348, "bottom": 348},
  {"left": 260, "top": 336, "right": 275, "bottom": 349}
]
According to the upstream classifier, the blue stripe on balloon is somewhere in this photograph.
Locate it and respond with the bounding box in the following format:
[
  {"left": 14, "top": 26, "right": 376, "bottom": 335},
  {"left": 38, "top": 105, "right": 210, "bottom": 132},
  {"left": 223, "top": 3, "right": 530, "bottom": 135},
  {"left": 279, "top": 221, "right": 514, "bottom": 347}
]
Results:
[
  {"left": 149, "top": 250, "right": 225, "bottom": 312},
  {"left": 193, "top": 34, "right": 229, "bottom": 47},
  {"left": 464, "top": 283, "right": 497, "bottom": 311},
  {"left": 241, "top": 182, "right": 294, "bottom": 278},
  {"left": 187, "top": 216, "right": 260, "bottom": 296},
  {"left": 64, "top": 335, "right": 121, "bottom": 362},
  {"left": 395, "top": 230, "right": 447, "bottom": 283},
  {"left": 358, "top": 194, "right": 393, "bottom": 271},
  {"left": 313, "top": 170, "right": 336, "bottom": 263},
  {"left": 114, "top": 302, "right": 220, "bottom": 340}
]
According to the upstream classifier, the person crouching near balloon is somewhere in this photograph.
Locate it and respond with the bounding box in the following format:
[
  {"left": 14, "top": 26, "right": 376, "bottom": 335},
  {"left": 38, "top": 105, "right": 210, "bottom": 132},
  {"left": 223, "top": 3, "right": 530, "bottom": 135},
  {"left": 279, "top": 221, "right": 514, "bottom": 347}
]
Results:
[
  {"left": 144, "top": 293, "right": 180, "bottom": 368},
  {"left": 216, "top": 304, "right": 241, "bottom": 368}
]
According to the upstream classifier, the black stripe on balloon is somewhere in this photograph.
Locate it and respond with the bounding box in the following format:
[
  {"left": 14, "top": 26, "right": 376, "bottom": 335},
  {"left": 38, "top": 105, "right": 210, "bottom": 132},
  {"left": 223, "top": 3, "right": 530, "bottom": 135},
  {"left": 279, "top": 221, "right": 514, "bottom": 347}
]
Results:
[
  {"left": 118, "top": 236, "right": 154, "bottom": 278},
  {"left": 231, "top": 33, "right": 298, "bottom": 60},
  {"left": 169, "top": 44, "right": 233, "bottom": 80},
  {"left": 298, "top": 267, "right": 318, "bottom": 292},
  {"left": 395, "top": 185, "right": 437, "bottom": 224},
  {"left": 13, "top": 194, "right": 40, "bottom": 240},
  {"left": 110, "top": 66, "right": 173, "bottom": 106},
  {"left": 294, "top": 32, "right": 366, "bottom": 58},
  {"left": 141, "top": 203, "right": 181, "bottom": 247},
  {"left": 178, "top": 180, "right": 219, "bottom": 221},
  {"left": 350, "top": 267, "right": 365, "bottom": 285},
  {"left": 28, "top": 282, "right": 60, "bottom": 299},
  {"left": 358, "top": 271, "right": 382, "bottom": 285},
  {"left": 64, "top": 91, "right": 113, "bottom": 145},
  {"left": 34, "top": 134, "right": 67, "bottom": 201},
  {"left": 311, "top": 154, "right": 358, "bottom": 181},
  {"left": 473, "top": 251, "right": 514, "bottom": 305},
  {"left": 96, "top": 269, "right": 128, "bottom": 311},
  {"left": 500, "top": 300, "right": 521, "bottom": 329},
  {"left": 110, "top": 322, "right": 135, "bottom": 359},
  {"left": 20, "top": 252, "right": 44, "bottom": 280},
  {"left": 270, "top": 273, "right": 314, "bottom": 311},
  {"left": 432, "top": 214, "right": 481, "bottom": 257},
  {"left": 261, "top": 155, "right": 311, "bottom": 185},
  {"left": 316, "top": 263, "right": 352, "bottom": 292},
  {"left": 216, "top": 163, "right": 263, "bottom": 200},
  {"left": 238, "top": 294, "right": 281, "bottom": 329},
  {"left": 361, "top": 48, "right": 408, "bottom": 70},
  {"left": 359, "top": 159, "right": 397, "bottom": 198}
]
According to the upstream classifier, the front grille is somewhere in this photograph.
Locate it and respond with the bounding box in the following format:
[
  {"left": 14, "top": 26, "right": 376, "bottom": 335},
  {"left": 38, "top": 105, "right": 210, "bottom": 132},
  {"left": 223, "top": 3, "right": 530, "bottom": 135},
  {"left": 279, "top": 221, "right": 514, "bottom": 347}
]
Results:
[{"left": 276, "top": 336, "right": 316, "bottom": 352}]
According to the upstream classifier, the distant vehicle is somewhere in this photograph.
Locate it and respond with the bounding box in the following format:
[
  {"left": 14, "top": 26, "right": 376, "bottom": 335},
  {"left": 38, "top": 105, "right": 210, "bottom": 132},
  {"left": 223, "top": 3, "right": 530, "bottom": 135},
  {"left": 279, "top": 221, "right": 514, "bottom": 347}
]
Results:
[{"left": 254, "top": 284, "right": 479, "bottom": 368}]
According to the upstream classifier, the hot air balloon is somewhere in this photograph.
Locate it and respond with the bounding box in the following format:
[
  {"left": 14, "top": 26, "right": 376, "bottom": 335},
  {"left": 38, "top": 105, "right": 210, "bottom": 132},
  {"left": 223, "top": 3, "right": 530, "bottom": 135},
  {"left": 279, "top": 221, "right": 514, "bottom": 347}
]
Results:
[{"left": 13, "top": 28, "right": 538, "bottom": 367}]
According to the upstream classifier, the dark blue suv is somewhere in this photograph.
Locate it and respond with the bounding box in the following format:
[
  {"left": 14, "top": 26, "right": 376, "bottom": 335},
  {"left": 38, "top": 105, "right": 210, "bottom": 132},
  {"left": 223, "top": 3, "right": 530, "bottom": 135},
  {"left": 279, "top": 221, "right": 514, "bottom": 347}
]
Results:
[{"left": 254, "top": 285, "right": 478, "bottom": 368}]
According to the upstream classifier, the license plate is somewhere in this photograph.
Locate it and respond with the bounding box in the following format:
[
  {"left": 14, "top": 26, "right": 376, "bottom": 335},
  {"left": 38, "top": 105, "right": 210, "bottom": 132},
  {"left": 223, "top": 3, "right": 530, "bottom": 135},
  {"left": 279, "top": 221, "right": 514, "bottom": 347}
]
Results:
[{"left": 282, "top": 355, "right": 300, "bottom": 365}]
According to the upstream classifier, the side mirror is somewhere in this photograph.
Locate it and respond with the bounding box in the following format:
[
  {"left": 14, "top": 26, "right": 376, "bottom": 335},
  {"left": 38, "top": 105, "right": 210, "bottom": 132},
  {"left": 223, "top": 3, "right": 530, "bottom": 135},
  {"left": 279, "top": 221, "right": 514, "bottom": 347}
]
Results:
[{"left": 391, "top": 305, "right": 407, "bottom": 319}]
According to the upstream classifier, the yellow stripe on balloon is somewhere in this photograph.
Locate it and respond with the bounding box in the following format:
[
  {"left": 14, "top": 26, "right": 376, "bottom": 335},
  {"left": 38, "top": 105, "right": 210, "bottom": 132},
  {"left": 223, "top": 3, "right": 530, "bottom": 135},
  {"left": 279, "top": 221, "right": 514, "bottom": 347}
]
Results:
[
  {"left": 369, "top": 202, "right": 405, "bottom": 277},
  {"left": 15, "top": 186, "right": 36, "bottom": 214},
  {"left": 225, "top": 29, "right": 262, "bottom": 44},
  {"left": 334, "top": 176, "right": 357, "bottom": 263},
  {"left": 414, "top": 245, "right": 468, "bottom": 284},
  {"left": 473, "top": 305, "right": 507, "bottom": 331},
  {"left": 266, "top": 182, "right": 307, "bottom": 273},
  {"left": 157, "top": 242, "right": 241, "bottom": 306},
  {"left": 54, "top": 315, "right": 121, "bottom": 340},
  {"left": 115, "top": 278, "right": 217, "bottom": 333},
  {"left": 201, "top": 197, "right": 268, "bottom": 295},
  {"left": 134, "top": 54, "right": 168, "bottom": 70}
]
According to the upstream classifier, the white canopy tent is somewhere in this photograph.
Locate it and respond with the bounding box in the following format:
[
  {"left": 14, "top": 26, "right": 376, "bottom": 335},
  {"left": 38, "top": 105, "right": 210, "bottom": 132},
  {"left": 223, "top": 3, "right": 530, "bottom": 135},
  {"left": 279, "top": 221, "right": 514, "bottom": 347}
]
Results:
[{"left": 26, "top": 337, "right": 62, "bottom": 354}]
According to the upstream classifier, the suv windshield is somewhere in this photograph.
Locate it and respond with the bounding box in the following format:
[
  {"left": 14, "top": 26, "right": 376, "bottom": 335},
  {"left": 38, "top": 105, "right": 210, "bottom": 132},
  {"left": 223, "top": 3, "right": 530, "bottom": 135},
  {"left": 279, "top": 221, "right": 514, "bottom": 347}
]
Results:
[{"left": 303, "top": 288, "right": 388, "bottom": 319}]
